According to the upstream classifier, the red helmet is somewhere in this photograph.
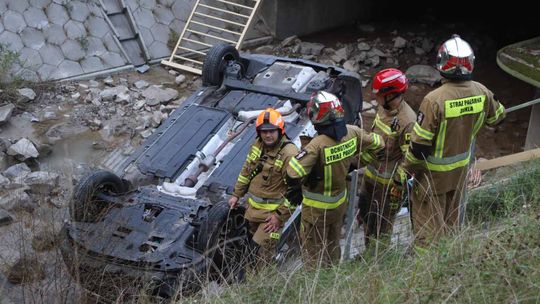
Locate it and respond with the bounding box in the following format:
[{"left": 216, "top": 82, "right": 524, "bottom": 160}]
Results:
[
  {"left": 372, "top": 68, "right": 408, "bottom": 97},
  {"left": 256, "top": 108, "right": 285, "bottom": 134}
]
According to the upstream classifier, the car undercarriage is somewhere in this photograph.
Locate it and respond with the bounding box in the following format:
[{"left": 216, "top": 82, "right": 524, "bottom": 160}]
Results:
[{"left": 60, "top": 44, "right": 363, "bottom": 300}]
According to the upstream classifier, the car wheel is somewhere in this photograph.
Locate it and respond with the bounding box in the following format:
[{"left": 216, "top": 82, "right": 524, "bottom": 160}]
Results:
[
  {"left": 71, "top": 170, "right": 128, "bottom": 222},
  {"left": 202, "top": 44, "right": 240, "bottom": 86},
  {"left": 196, "top": 201, "right": 251, "bottom": 282}
]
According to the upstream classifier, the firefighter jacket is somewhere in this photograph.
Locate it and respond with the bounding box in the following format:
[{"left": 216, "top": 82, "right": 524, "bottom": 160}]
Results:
[
  {"left": 403, "top": 79, "right": 505, "bottom": 193},
  {"left": 365, "top": 101, "right": 416, "bottom": 185},
  {"left": 233, "top": 136, "right": 299, "bottom": 219},
  {"left": 287, "top": 124, "right": 384, "bottom": 216}
]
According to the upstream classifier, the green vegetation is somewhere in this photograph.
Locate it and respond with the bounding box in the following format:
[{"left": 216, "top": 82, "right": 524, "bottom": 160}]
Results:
[
  {"left": 467, "top": 160, "right": 540, "bottom": 223},
  {"left": 188, "top": 161, "right": 540, "bottom": 304},
  {"left": 0, "top": 43, "right": 21, "bottom": 85},
  {"left": 0, "top": 42, "right": 56, "bottom": 105},
  {"left": 168, "top": 30, "right": 180, "bottom": 51},
  {"left": 76, "top": 36, "right": 89, "bottom": 52}
]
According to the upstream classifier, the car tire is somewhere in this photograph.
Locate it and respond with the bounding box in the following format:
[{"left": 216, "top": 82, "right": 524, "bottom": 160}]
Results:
[
  {"left": 196, "top": 201, "right": 250, "bottom": 281},
  {"left": 71, "top": 170, "right": 128, "bottom": 222},
  {"left": 202, "top": 44, "right": 240, "bottom": 86}
]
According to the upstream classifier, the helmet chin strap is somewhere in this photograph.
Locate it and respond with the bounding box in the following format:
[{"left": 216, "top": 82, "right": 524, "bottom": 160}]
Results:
[{"left": 383, "top": 93, "right": 401, "bottom": 110}]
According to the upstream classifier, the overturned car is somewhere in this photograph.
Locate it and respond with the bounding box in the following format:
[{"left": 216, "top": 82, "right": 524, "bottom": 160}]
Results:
[{"left": 60, "top": 44, "right": 363, "bottom": 299}]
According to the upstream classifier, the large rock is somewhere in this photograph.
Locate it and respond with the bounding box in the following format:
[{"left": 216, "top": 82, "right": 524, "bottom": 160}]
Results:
[
  {"left": 393, "top": 36, "right": 408, "bottom": 49},
  {"left": 17, "top": 88, "right": 36, "bottom": 102},
  {"left": 405, "top": 64, "right": 442, "bottom": 86},
  {"left": 0, "top": 173, "right": 9, "bottom": 188},
  {"left": 142, "top": 86, "right": 178, "bottom": 106},
  {"left": 342, "top": 60, "right": 359, "bottom": 73},
  {"left": 23, "top": 171, "right": 59, "bottom": 194},
  {"left": 299, "top": 42, "right": 325, "bottom": 56},
  {"left": 0, "top": 103, "right": 15, "bottom": 124},
  {"left": 3, "top": 163, "right": 31, "bottom": 179},
  {"left": 7, "top": 138, "right": 39, "bottom": 160},
  {"left": 0, "top": 188, "right": 35, "bottom": 212},
  {"left": 134, "top": 80, "right": 149, "bottom": 89},
  {"left": 99, "top": 85, "right": 129, "bottom": 102},
  {"left": 331, "top": 47, "right": 349, "bottom": 63}
]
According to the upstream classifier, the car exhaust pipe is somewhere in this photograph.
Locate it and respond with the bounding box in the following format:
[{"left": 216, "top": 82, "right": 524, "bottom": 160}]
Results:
[{"left": 183, "top": 103, "right": 302, "bottom": 187}]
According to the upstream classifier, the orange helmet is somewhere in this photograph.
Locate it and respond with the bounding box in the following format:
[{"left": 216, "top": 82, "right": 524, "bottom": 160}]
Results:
[{"left": 256, "top": 108, "right": 285, "bottom": 134}]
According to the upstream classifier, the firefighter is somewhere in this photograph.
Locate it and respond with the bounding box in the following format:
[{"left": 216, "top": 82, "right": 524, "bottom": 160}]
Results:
[
  {"left": 359, "top": 68, "right": 416, "bottom": 246},
  {"left": 285, "top": 91, "right": 385, "bottom": 268},
  {"left": 229, "top": 108, "right": 299, "bottom": 264},
  {"left": 397, "top": 35, "right": 505, "bottom": 246}
]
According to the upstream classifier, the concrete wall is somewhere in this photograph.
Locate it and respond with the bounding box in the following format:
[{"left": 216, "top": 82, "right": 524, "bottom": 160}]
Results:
[
  {"left": 0, "top": 0, "right": 269, "bottom": 82},
  {"left": 0, "top": 0, "right": 370, "bottom": 81},
  {"left": 260, "top": 0, "right": 374, "bottom": 39},
  {"left": 0, "top": 0, "right": 128, "bottom": 81}
]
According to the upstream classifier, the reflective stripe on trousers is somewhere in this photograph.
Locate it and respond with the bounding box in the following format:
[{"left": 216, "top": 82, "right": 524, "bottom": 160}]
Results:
[
  {"left": 302, "top": 189, "right": 347, "bottom": 209},
  {"left": 364, "top": 165, "right": 393, "bottom": 185},
  {"left": 426, "top": 151, "right": 470, "bottom": 172},
  {"left": 247, "top": 194, "right": 294, "bottom": 211}
]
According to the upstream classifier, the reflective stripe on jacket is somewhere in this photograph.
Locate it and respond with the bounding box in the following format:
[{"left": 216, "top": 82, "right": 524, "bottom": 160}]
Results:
[{"left": 403, "top": 80, "right": 506, "bottom": 193}]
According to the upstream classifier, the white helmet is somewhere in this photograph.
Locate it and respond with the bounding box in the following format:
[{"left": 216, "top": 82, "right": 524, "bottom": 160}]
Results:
[{"left": 436, "top": 34, "right": 475, "bottom": 80}]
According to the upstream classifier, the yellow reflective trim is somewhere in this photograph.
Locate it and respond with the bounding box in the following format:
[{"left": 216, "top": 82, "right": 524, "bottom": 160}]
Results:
[
  {"left": 248, "top": 146, "right": 262, "bottom": 161},
  {"left": 303, "top": 191, "right": 347, "bottom": 209},
  {"left": 289, "top": 157, "right": 307, "bottom": 177},
  {"left": 274, "top": 159, "right": 284, "bottom": 169},
  {"left": 366, "top": 133, "right": 383, "bottom": 151},
  {"left": 400, "top": 144, "right": 409, "bottom": 154},
  {"left": 413, "top": 123, "right": 434, "bottom": 141},
  {"left": 237, "top": 175, "right": 249, "bottom": 184},
  {"left": 471, "top": 112, "right": 485, "bottom": 139},
  {"left": 486, "top": 103, "right": 505, "bottom": 124},
  {"left": 426, "top": 157, "right": 470, "bottom": 172},
  {"left": 324, "top": 137, "right": 357, "bottom": 164},
  {"left": 405, "top": 150, "right": 423, "bottom": 164},
  {"left": 444, "top": 95, "right": 485, "bottom": 118},
  {"left": 434, "top": 120, "right": 447, "bottom": 158},
  {"left": 374, "top": 114, "right": 397, "bottom": 136},
  {"left": 361, "top": 152, "right": 374, "bottom": 163},
  {"left": 283, "top": 199, "right": 295, "bottom": 209},
  {"left": 324, "top": 165, "right": 332, "bottom": 196},
  {"left": 365, "top": 167, "right": 392, "bottom": 185},
  {"left": 248, "top": 197, "right": 280, "bottom": 211},
  {"left": 269, "top": 232, "right": 280, "bottom": 239}
]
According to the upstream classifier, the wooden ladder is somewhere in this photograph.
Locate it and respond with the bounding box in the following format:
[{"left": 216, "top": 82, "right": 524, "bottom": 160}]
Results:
[{"left": 161, "top": 0, "right": 262, "bottom": 75}]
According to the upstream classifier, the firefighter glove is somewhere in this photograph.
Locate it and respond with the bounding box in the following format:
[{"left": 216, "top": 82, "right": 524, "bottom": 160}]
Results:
[{"left": 285, "top": 175, "right": 303, "bottom": 206}]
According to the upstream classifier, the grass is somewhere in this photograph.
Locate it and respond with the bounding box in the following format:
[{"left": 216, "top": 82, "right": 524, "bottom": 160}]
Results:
[
  {"left": 0, "top": 42, "right": 58, "bottom": 107},
  {"left": 0, "top": 43, "right": 21, "bottom": 85},
  {"left": 193, "top": 215, "right": 540, "bottom": 304},
  {"left": 466, "top": 159, "right": 540, "bottom": 223},
  {"left": 185, "top": 160, "right": 540, "bottom": 304}
]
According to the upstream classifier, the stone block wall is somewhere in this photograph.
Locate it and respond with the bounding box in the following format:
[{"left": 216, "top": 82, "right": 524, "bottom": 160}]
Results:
[
  {"left": 0, "top": 0, "right": 270, "bottom": 82},
  {"left": 0, "top": 0, "right": 128, "bottom": 81}
]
